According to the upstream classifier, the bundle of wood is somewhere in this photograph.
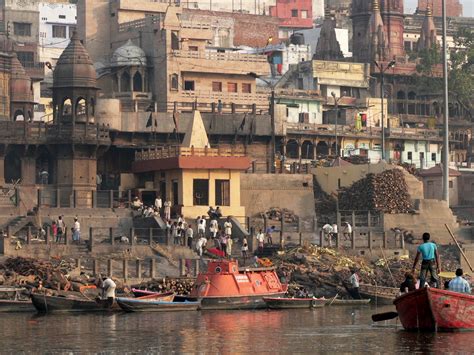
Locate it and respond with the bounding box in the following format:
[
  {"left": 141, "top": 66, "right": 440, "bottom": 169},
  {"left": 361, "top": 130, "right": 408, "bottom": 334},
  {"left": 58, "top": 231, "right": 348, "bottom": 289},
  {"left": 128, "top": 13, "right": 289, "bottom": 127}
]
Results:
[
  {"left": 132, "top": 277, "right": 195, "bottom": 296},
  {"left": 264, "top": 207, "right": 297, "bottom": 223},
  {"left": 0, "top": 257, "right": 76, "bottom": 290},
  {"left": 338, "top": 169, "right": 413, "bottom": 214}
]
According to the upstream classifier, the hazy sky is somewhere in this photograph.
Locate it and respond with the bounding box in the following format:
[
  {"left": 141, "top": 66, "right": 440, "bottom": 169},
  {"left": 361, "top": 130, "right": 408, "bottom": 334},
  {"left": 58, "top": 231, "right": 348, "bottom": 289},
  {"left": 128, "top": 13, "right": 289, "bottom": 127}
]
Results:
[{"left": 405, "top": 0, "right": 474, "bottom": 17}]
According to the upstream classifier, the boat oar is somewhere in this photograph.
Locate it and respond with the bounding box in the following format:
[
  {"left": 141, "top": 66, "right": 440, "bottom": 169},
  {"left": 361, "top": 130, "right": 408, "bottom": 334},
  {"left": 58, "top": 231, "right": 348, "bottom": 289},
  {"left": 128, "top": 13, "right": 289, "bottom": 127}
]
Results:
[
  {"left": 371, "top": 311, "right": 398, "bottom": 322},
  {"left": 445, "top": 224, "right": 474, "bottom": 272},
  {"left": 328, "top": 293, "right": 339, "bottom": 306}
]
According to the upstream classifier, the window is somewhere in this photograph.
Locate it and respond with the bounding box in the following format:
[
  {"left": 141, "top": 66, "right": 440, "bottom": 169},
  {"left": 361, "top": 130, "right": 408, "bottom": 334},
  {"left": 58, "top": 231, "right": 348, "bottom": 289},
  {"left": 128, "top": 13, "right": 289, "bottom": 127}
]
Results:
[
  {"left": 171, "top": 31, "right": 180, "bottom": 50},
  {"left": 193, "top": 179, "right": 209, "bottom": 206},
  {"left": 431, "top": 153, "right": 436, "bottom": 161},
  {"left": 52, "top": 25, "right": 67, "bottom": 38},
  {"left": 59, "top": 15, "right": 66, "bottom": 19},
  {"left": 301, "top": 10, "right": 308, "bottom": 19},
  {"left": 407, "top": 152, "right": 412, "bottom": 160},
  {"left": 227, "top": 82, "right": 237, "bottom": 93},
  {"left": 170, "top": 74, "right": 178, "bottom": 90},
  {"left": 212, "top": 82, "right": 222, "bottom": 92},
  {"left": 184, "top": 80, "right": 195, "bottom": 91},
  {"left": 13, "top": 22, "right": 32, "bottom": 37},
  {"left": 215, "top": 180, "right": 230, "bottom": 206},
  {"left": 404, "top": 41, "right": 412, "bottom": 52},
  {"left": 69, "top": 26, "right": 77, "bottom": 37},
  {"left": 188, "top": 46, "right": 198, "bottom": 51},
  {"left": 419, "top": 152, "right": 424, "bottom": 161},
  {"left": 291, "top": 9, "right": 298, "bottom": 17},
  {"left": 449, "top": 181, "right": 454, "bottom": 189},
  {"left": 17, "top": 52, "right": 34, "bottom": 67},
  {"left": 242, "top": 83, "right": 251, "bottom": 93}
]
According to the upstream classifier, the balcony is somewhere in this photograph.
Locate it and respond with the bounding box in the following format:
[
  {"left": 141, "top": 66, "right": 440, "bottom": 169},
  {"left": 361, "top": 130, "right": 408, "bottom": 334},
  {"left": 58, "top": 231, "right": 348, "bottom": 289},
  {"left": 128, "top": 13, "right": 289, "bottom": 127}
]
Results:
[
  {"left": 135, "top": 145, "right": 246, "bottom": 161},
  {"left": 22, "top": 62, "right": 45, "bottom": 81},
  {"left": 171, "top": 50, "right": 270, "bottom": 76}
]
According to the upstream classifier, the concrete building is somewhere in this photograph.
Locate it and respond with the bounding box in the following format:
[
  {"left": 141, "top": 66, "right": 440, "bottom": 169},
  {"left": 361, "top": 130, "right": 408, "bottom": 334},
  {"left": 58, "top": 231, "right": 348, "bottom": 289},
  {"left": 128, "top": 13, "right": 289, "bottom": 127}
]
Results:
[
  {"left": 416, "top": 0, "right": 463, "bottom": 17},
  {"left": 270, "top": 0, "right": 314, "bottom": 40},
  {"left": 419, "top": 165, "right": 461, "bottom": 206}
]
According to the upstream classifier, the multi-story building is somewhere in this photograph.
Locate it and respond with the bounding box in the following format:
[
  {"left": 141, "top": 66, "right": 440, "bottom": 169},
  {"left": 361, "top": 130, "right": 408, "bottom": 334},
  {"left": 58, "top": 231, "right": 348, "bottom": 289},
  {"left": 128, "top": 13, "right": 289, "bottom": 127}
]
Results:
[
  {"left": 269, "top": 0, "right": 314, "bottom": 39},
  {"left": 416, "top": 0, "right": 463, "bottom": 17}
]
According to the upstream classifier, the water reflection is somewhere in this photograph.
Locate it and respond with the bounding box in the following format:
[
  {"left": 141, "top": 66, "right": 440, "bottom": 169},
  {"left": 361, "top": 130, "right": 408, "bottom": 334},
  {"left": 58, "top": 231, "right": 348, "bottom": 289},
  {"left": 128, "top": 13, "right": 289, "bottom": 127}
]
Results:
[{"left": 0, "top": 306, "right": 471, "bottom": 353}]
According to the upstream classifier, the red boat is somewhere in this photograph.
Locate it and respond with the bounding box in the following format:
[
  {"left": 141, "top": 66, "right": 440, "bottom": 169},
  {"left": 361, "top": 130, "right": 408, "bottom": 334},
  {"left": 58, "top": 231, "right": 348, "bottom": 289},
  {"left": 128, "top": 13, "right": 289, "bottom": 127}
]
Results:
[
  {"left": 394, "top": 287, "right": 474, "bottom": 331},
  {"left": 188, "top": 259, "right": 287, "bottom": 310}
]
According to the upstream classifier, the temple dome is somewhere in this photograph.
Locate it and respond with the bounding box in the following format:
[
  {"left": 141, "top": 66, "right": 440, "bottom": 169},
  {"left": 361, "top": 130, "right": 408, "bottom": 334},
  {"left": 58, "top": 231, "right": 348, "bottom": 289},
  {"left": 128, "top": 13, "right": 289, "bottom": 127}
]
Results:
[
  {"left": 111, "top": 39, "right": 147, "bottom": 67},
  {"left": 10, "top": 54, "right": 34, "bottom": 103},
  {"left": 53, "top": 31, "right": 97, "bottom": 89}
]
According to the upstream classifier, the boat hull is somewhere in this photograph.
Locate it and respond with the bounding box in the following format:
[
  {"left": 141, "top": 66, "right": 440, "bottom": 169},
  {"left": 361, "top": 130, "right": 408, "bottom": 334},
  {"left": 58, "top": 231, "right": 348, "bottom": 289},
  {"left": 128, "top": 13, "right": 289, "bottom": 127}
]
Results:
[
  {"left": 116, "top": 298, "right": 199, "bottom": 312},
  {"left": 327, "top": 299, "right": 371, "bottom": 306},
  {"left": 394, "top": 287, "right": 474, "bottom": 331},
  {"left": 31, "top": 293, "right": 114, "bottom": 313},
  {"left": 263, "top": 297, "right": 325, "bottom": 309},
  {"left": 190, "top": 292, "right": 287, "bottom": 310},
  {"left": 358, "top": 283, "right": 397, "bottom": 305},
  {"left": 0, "top": 299, "right": 35, "bottom": 312}
]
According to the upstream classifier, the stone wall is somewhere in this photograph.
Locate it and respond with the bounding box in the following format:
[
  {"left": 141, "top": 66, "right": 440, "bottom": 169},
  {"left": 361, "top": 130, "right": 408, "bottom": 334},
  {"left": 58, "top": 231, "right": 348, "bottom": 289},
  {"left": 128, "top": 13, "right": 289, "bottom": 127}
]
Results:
[{"left": 241, "top": 174, "right": 315, "bottom": 218}]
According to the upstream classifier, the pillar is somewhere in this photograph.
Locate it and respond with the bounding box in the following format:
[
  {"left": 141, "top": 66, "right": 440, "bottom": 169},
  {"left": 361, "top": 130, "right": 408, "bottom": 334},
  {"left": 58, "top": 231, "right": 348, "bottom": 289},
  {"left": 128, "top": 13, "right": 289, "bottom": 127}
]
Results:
[
  {"left": 150, "top": 259, "right": 156, "bottom": 279},
  {"left": 93, "top": 259, "right": 99, "bottom": 276},
  {"left": 107, "top": 259, "right": 113, "bottom": 277},
  {"left": 21, "top": 157, "right": 36, "bottom": 185},
  {"left": 136, "top": 259, "right": 142, "bottom": 278},
  {"left": 123, "top": 259, "right": 128, "bottom": 280},
  {"left": 0, "top": 155, "right": 5, "bottom": 185}
]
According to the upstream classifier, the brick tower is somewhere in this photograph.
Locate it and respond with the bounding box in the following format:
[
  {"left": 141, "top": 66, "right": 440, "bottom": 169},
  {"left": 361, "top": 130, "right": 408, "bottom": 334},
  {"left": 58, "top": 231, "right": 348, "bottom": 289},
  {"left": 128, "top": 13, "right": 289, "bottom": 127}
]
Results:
[
  {"left": 380, "top": 0, "right": 405, "bottom": 59},
  {"left": 417, "top": 0, "right": 463, "bottom": 18}
]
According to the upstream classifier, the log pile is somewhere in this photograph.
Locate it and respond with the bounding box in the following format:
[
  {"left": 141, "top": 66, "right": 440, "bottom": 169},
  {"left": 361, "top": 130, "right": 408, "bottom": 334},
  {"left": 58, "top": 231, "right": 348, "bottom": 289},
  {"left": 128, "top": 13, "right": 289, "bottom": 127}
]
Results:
[
  {"left": 0, "top": 257, "right": 76, "bottom": 291},
  {"left": 131, "top": 277, "right": 195, "bottom": 296},
  {"left": 339, "top": 169, "right": 413, "bottom": 213},
  {"left": 263, "top": 207, "right": 297, "bottom": 223}
]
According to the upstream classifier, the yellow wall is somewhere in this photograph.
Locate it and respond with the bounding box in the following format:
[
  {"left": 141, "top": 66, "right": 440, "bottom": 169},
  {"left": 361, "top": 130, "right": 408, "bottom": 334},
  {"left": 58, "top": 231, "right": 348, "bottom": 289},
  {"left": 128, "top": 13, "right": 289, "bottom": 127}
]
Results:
[{"left": 155, "top": 168, "right": 245, "bottom": 218}]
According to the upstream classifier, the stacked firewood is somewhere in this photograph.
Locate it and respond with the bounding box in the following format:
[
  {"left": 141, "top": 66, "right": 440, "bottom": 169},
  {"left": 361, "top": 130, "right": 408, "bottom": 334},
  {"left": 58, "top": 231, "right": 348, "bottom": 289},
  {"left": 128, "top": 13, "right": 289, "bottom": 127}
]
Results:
[
  {"left": 132, "top": 277, "right": 195, "bottom": 295},
  {"left": 0, "top": 257, "right": 76, "bottom": 290},
  {"left": 339, "top": 169, "right": 413, "bottom": 214},
  {"left": 264, "top": 207, "right": 297, "bottom": 223}
]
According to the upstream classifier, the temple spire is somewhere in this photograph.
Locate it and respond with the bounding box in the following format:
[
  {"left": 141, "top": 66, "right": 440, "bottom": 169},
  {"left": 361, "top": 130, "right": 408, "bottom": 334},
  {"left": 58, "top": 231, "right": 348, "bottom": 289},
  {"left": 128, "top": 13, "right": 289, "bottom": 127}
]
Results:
[
  {"left": 369, "top": 0, "right": 387, "bottom": 62},
  {"left": 417, "top": 6, "right": 438, "bottom": 51},
  {"left": 313, "top": 6, "right": 344, "bottom": 61}
]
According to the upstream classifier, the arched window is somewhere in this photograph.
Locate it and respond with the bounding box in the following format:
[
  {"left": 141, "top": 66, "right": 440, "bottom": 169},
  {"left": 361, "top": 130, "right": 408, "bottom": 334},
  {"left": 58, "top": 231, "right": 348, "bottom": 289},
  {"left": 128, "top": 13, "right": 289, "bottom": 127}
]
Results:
[
  {"left": 121, "top": 72, "right": 131, "bottom": 92},
  {"left": 286, "top": 139, "right": 299, "bottom": 159},
  {"left": 301, "top": 141, "right": 314, "bottom": 160},
  {"left": 5, "top": 151, "right": 21, "bottom": 182},
  {"left": 407, "top": 91, "right": 416, "bottom": 115},
  {"left": 316, "top": 141, "right": 329, "bottom": 157},
  {"left": 397, "top": 91, "right": 406, "bottom": 114},
  {"left": 13, "top": 109, "right": 25, "bottom": 121},
  {"left": 133, "top": 72, "right": 143, "bottom": 92},
  {"left": 62, "top": 98, "right": 72, "bottom": 116},
  {"left": 76, "top": 97, "right": 87, "bottom": 118}
]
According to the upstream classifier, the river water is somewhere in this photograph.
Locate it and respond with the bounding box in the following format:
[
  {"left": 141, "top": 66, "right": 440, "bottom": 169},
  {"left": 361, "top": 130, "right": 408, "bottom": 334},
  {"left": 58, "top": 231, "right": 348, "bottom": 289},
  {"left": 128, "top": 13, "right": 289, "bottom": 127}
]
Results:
[{"left": 0, "top": 305, "right": 472, "bottom": 354}]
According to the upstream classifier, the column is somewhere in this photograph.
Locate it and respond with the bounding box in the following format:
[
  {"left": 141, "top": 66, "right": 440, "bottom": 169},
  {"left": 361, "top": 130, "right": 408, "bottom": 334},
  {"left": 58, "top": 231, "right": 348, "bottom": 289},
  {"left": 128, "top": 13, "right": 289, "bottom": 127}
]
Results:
[
  {"left": 21, "top": 156, "right": 36, "bottom": 185},
  {"left": 0, "top": 155, "right": 5, "bottom": 185}
]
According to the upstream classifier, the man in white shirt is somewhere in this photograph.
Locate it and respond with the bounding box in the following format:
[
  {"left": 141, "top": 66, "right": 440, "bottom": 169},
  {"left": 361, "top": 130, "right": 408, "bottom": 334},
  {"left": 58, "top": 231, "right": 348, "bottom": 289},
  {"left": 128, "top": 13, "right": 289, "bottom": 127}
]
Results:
[
  {"left": 348, "top": 268, "right": 361, "bottom": 299},
  {"left": 256, "top": 229, "right": 265, "bottom": 255},
  {"left": 73, "top": 217, "right": 81, "bottom": 243},
  {"left": 154, "top": 196, "right": 162, "bottom": 214},
  {"left": 322, "top": 223, "right": 333, "bottom": 246},
  {"left": 195, "top": 235, "right": 207, "bottom": 257},
  {"left": 343, "top": 222, "right": 353, "bottom": 241},
  {"left": 185, "top": 224, "right": 194, "bottom": 249},
  {"left": 197, "top": 216, "right": 206, "bottom": 237},
  {"left": 101, "top": 277, "right": 116, "bottom": 299},
  {"left": 209, "top": 219, "right": 218, "bottom": 239}
]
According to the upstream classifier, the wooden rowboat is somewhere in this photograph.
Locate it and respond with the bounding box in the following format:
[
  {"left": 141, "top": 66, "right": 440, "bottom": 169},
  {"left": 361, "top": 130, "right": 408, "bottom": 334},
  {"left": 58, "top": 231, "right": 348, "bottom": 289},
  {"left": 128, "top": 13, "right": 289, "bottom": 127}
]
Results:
[
  {"left": 325, "top": 298, "right": 371, "bottom": 306},
  {"left": 131, "top": 289, "right": 174, "bottom": 299},
  {"left": 31, "top": 293, "right": 115, "bottom": 313},
  {"left": 116, "top": 298, "right": 200, "bottom": 312},
  {"left": 0, "top": 287, "right": 35, "bottom": 312},
  {"left": 263, "top": 297, "right": 326, "bottom": 309},
  {"left": 358, "top": 283, "right": 398, "bottom": 305},
  {"left": 394, "top": 287, "right": 474, "bottom": 331}
]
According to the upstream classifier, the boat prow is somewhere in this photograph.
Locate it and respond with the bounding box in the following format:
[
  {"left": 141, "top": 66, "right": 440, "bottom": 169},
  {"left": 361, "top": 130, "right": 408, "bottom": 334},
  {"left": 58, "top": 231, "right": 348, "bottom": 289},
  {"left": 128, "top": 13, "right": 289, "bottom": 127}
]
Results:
[{"left": 394, "top": 287, "right": 474, "bottom": 331}]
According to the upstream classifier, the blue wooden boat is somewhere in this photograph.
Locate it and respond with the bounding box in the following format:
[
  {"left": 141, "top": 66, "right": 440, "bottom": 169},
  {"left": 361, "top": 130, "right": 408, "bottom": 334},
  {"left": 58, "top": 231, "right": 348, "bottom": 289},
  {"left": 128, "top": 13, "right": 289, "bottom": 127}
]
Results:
[{"left": 116, "top": 297, "right": 200, "bottom": 312}]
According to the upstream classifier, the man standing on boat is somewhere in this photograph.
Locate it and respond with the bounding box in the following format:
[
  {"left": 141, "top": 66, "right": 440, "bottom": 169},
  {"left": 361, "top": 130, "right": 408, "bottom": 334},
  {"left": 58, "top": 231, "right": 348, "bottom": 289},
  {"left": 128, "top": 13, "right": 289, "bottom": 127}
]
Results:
[
  {"left": 101, "top": 277, "right": 116, "bottom": 300},
  {"left": 412, "top": 233, "right": 440, "bottom": 288},
  {"left": 448, "top": 269, "right": 471, "bottom": 294}
]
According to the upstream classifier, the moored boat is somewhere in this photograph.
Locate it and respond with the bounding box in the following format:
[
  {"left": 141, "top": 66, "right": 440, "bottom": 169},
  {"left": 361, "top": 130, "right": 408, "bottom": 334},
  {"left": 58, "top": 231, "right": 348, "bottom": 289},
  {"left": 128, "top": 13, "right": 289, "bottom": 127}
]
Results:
[
  {"left": 131, "top": 289, "right": 174, "bottom": 300},
  {"left": 326, "top": 298, "right": 371, "bottom": 306},
  {"left": 358, "top": 283, "right": 398, "bottom": 305},
  {"left": 188, "top": 259, "right": 287, "bottom": 310},
  {"left": 0, "top": 287, "right": 35, "bottom": 312},
  {"left": 394, "top": 287, "right": 474, "bottom": 331},
  {"left": 263, "top": 297, "right": 325, "bottom": 309},
  {"left": 116, "top": 297, "right": 199, "bottom": 312},
  {"left": 31, "top": 293, "right": 115, "bottom": 313}
]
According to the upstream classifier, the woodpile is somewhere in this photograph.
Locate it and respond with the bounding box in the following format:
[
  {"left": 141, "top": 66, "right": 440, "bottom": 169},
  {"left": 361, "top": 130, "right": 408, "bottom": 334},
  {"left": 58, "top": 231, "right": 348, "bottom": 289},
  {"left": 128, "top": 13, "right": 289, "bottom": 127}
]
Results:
[
  {"left": 263, "top": 207, "right": 297, "bottom": 223},
  {"left": 339, "top": 169, "right": 413, "bottom": 213},
  {"left": 0, "top": 257, "right": 76, "bottom": 291},
  {"left": 131, "top": 277, "right": 195, "bottom": 296}
]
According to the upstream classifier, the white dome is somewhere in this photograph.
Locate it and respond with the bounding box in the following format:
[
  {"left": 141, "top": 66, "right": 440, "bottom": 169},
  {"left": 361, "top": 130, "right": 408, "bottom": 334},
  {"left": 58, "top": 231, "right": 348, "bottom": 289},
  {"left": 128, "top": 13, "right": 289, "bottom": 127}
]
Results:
[{"left": 111, "top": 39, "right": 147, "bottom": 67}]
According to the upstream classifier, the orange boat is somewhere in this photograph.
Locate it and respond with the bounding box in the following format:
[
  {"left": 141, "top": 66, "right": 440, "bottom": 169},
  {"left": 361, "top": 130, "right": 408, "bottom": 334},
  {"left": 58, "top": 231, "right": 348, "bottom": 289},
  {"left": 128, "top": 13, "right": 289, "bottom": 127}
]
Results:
[{"left": 188, "top": 259, "right": 287, "bottom": 310}]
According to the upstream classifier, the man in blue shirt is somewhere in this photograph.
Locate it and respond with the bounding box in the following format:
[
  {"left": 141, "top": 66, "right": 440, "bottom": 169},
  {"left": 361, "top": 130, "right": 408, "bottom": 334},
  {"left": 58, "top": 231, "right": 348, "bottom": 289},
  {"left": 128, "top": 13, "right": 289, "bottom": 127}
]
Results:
[
  {"left": 449, "top": 268, "right": 471, "bottom": 294},
  {"left": 412, "top": 232, "right": 441, "bottom": 288}
]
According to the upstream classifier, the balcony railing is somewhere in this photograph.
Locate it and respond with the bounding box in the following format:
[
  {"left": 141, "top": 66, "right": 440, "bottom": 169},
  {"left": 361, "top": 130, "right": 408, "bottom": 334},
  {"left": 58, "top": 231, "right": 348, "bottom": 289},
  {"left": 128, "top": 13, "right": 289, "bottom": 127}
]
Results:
[
  {"left": 171, "top": 50, "right": 268, "bottom": 63},
  {"left": 135, "top": 145, "right": 246, "bottom": 161}
]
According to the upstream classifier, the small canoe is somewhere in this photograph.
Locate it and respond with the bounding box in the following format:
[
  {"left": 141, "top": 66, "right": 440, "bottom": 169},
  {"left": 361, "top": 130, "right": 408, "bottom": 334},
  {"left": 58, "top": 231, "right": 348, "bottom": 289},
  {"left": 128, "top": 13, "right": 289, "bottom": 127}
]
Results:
[
  {"left": 263, "top": 297, "right": 326, "bottom": 309},
  {"left": 358, "top": 283, "right": 398, "bottom": 305},
  {"left": 31, "top": 293, "right": 115, "bottom": 313},
  {"left": 136, "top": 292, "right": 175, "bottom": 302},
  {"left": 325, "top": 298, "right": 371, "bottom": 306},
  {"left": 394, "top": 287, "right": 474, "bottom": 331},
  {"left": 116, "top": 297, "right": 200, "bottom": 312},
  {"left": 131, "top": 289, "right": 174, "bottom": 300}
]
